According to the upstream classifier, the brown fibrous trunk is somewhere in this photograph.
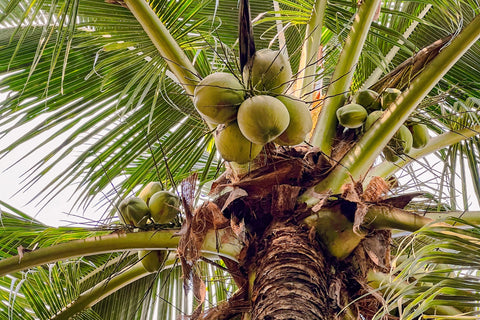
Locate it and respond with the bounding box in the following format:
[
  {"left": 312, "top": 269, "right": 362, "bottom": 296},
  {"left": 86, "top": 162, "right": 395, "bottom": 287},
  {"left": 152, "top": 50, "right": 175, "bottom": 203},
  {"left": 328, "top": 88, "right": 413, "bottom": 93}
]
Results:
[{"left": 250, "top": 223, "right": 334, "bottom": 320}]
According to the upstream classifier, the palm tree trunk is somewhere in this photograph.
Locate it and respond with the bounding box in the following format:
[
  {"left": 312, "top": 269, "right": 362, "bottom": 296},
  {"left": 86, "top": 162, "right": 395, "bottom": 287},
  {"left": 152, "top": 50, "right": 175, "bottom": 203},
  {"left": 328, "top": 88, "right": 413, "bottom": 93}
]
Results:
[{"left": 250, "top": 223, "right": 334, "bottom": 319}]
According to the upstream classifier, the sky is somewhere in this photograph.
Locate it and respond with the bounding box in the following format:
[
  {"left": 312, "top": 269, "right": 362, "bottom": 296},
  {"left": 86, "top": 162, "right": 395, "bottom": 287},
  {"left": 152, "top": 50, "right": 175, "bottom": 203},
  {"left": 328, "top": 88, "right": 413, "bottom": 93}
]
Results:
[{"left": 0, "top": 92, "right": 107, "bottom": 227}]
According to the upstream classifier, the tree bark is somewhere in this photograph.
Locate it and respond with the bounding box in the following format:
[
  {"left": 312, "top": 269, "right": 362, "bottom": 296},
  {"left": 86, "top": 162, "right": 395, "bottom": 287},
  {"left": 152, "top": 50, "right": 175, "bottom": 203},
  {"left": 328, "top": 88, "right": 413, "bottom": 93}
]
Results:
[{"left": 250, "top": 223, "right": 335, "bottom": 320}]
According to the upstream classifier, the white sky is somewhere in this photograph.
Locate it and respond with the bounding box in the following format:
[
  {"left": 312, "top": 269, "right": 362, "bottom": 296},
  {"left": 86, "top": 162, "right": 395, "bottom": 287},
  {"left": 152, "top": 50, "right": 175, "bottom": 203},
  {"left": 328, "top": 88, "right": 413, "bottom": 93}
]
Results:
[{"left": 0, "top": 91, "right": 107, "bottom": 227}]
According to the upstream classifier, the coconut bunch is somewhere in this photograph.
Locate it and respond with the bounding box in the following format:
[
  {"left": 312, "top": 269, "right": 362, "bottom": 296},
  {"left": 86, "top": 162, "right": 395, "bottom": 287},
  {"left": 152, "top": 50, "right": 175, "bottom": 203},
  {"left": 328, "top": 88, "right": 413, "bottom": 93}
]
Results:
[
  {"left": 335, "top": 88, "right": 430, "bottom": 162},
  {"left": 118, "top": 181, "right": 181, "bottom": 227},
  {"left": 193, "top": 49, "right": 313, "bottom": 164},
  {"left": 118, "top": 182, "right": 180, "bottom": 272}
]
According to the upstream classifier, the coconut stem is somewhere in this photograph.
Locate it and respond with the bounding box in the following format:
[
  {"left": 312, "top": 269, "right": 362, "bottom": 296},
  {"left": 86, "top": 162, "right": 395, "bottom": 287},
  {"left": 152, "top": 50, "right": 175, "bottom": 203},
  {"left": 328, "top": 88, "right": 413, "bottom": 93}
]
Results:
[
  {"left": 124, "top": 0, "right": 198, "bottom": 95},
  {"left": 309, "top": 0, "right": 382, "bottom": 155},
  {"left": 0, "top": 229, "right": 242, "bottom": 277}
]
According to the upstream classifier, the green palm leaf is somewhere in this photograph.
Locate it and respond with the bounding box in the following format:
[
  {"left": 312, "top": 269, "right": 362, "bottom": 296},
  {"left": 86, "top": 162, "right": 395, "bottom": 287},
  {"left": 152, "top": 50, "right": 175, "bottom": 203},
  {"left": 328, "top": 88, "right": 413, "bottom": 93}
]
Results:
[{"left": 373, "top": 219, "right": 480, "bottom": 319}]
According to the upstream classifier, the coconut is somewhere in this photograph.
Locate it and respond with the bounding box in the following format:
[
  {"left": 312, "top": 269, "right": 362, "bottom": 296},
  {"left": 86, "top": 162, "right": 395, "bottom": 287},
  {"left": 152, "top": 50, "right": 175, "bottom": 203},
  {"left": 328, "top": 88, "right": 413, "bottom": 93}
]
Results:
[
  {"left": 214, "top": 122, "right": 263, "bottom": 164},
  {"left": 138, "top": 181, "right": 163, "bottom": 205},
  {"left": 336, "top": 103, "right": 368, "bottom": 129},
  {"left": 364, "top": 110, "right": 384, "bottom": 131},
  {"left": 193, "top": 72, "right": 245, "bottom": 124},
  {"left": 118, "top": 197, "right": 150, "bottom": 227},
  {"left": 383, "top": 147, "right": 400, "bottom": 162},
  {"left": 354, "top": 89, "right": 381, "bottom": 112},
  {"left": 380, "top": 88, "right": 402, "bottom": 109},
  {"left": 410, "top": 124, "right": 429, "bottom": 149},
  {"left": 388, "top": 125, "right": 413, "bottom": 155},
  {"left": 138, "top": 250, "right": 167, "bottom": 273},
  {"left": 243, "top": 49, "right": 292, "bottom": 94},
  {"left": 274, "top": 95, "right": 313, "bottom": 146},
  {"left": 237, "top": 95, "right": 290, "bottom": 145},
  {"left": 149, "top": 191, "right": 181, "bottom": 224}
]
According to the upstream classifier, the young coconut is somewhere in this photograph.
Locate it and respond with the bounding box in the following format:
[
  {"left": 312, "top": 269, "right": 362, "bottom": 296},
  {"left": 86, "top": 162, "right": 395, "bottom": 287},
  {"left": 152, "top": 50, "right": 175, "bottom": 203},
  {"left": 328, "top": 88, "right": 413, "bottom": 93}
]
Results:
[
  {"left": 354, "top": 89, "right": 381, "bottom": 112},
  {"left": 138, "top": 181, "right": 163, "bottom": 205},
  {"left": 336, "top": 103, "right": 368, "bottom": 129},
  {"left": 383, "top": 147, "right": 400, "bottom": 162},
  {"left": 410, "top": 123, "right": 429, "bottom": 149},
  {"left": 138, "top": 250, "right": 167, "bottom": 273},
  {"left": 383, "top": 124, "right": 413, "bottom": 162},
  {"left": 118, "top": 197, "right": 150, "bottom": 227},
  {"left": 193, "top": 72, "right": 245, "bottom": 124},
  {"left": 364, "top": 110, "right": 384, "bottom": 131},
  {"left": 243, "top": 49, "right": 292, "bottom": 94},
  {"left": 273, "top": 95, "right": 313, "bottom": 146},
  {"left": 214, "top": 122, "right": 263, "bottom": 164},
  {"left": 149, "top": 191, "right": 181, "bottom": 224},
  {"left": 237, "top": 95, "right": 290, "bottom": 145},
  {"left": 381, "top": 88, "right": 402, "bottom": 109}
]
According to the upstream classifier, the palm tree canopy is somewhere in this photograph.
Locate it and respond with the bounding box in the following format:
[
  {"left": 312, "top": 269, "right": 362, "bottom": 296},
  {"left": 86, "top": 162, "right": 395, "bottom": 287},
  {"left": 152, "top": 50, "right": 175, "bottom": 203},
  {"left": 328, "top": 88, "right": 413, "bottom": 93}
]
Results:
[
  {"left": 1, "top": 0, "right": 480, "bottom": 318},
  {"left": 1, "top": 0, "right": 479, "bottom": 213}
]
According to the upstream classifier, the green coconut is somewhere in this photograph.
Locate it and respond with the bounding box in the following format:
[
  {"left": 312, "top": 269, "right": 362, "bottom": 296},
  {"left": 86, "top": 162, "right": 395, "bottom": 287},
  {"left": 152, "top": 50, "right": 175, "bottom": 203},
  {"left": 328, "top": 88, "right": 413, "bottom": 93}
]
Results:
[
  {"left": 138, "top": 250, "right": 167, "bottom": 273},
  {"left": 214, "top": 122, "right": 263, "bottom": 164},
  {"left": 237, "top": 95, "right": 290, "bottom": 144},
  {"left": 118, "top": 197, "right": 150, "bottom": 227},
  {"left": 193, "top": 72, "right": 245, "bottom": 124},
  {"left": 336, "top": 103, "right": 368, "bottom": 129},
  {"left": 380, "top": 88, "right": 402, "bottom": 109},
  {"left": 354, "top": 89, "right": 381, "bottom": 111},
  {"left": 410, "top": 123, "right": 429, "bottom": 149},
  {"left": 243, "top": 49, "right": 292, "bottom": 94},
  {"left": 389, "top": 124, "right": 413, "bottom": 155},
  {"left": 149, "top": 191, "right": 181, "bottom": 224},
  {"left": 273, "top": 95, "right": 313, "bottom": 146},
  {"left": 138, "top": 181, "right": 163, "bottom": 205},
  {"left": 364, "top": 110, "right": 384, "bottom": 131},
  {"left": 383, "top": 147, "right": 400, "bottom": 162}
]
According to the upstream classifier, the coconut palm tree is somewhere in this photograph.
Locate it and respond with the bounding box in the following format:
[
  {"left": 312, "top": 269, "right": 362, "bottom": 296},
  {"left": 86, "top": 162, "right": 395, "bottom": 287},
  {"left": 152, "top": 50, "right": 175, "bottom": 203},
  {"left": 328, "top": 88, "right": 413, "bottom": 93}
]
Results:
[{"left": 1, "top": 0, "right": 480, "bottom": 318}]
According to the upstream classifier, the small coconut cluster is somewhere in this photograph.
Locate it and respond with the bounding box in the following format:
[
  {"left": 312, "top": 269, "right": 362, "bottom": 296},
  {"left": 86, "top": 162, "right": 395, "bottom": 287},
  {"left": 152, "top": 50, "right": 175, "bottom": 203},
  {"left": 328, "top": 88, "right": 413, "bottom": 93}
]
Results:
[
  {"left": 336, "top": 88, "right": 430, "bottom": 162},
  {"left": 118, "top": 182, "right": 180, "bottom": 272},
  {"left": 193, "top": 49, "right": 313, "bottom": 164},
  {"left": 118, "top": 181, "right": 181, "bottom": 227}
]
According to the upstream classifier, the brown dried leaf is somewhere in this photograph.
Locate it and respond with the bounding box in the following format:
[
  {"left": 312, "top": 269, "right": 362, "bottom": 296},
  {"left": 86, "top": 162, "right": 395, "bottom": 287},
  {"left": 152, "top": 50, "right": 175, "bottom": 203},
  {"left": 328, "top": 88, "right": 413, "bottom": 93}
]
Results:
[
  {"left": 193, "top": 272, "right": 206, "bottom": 303},
  {"left": 17, "top": 245, "right": 25, "bottom": 261},
  {"left": 232, "top": 159, "right": 304, "bottom": 197},
  {"left": 353, "top": 203, "right": 368, "bottom": 235},
  {"left": 182, "top": 174, "right": 197, "bottom": 207},
  {"left": 363, "top": 176, "right": 389, "bottom": 202},
  {"left": 231, "top": 217, "right": 246, "bottom": 243},
  {"left": 311, "top": 190, "right": 332, "bottom": 213},
  {"left": 221, "top": 187, "right": 248, "bottom": 212},
  {"left": 362, "top": 231, "right": 391, "bottom": 271},
  {"left": 209, "top": 171, "right": 230, "bottom": 196},
  {"left": 379, "top": 192, "right": 424, "bottom": 208},
  {"left": 342, "top": 183, "right": 362, "bottom": 203}
]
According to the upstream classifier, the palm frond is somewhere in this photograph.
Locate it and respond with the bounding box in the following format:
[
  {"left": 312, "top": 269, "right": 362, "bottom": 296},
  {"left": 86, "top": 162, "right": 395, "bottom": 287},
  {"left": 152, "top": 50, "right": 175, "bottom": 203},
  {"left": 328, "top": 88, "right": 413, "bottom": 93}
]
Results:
[
  {"left": 0, "top": 200, "right": 111, "bottom": 260},
  {"left": 374, "top": 218, "right": 480, "bottom": 319}
]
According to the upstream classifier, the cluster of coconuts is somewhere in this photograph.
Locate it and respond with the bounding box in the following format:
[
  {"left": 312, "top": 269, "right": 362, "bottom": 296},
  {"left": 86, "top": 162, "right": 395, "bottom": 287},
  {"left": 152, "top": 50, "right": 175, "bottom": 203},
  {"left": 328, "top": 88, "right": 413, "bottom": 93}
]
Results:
[
  {"left": 118, "top": 182, "right": 181, "bottom": 272},
  {"left": 193, "top": 49, "right": 313, "bottom": 164},
  {"left": 336, "top": 88, "right": 430, "bottom": 162}
]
